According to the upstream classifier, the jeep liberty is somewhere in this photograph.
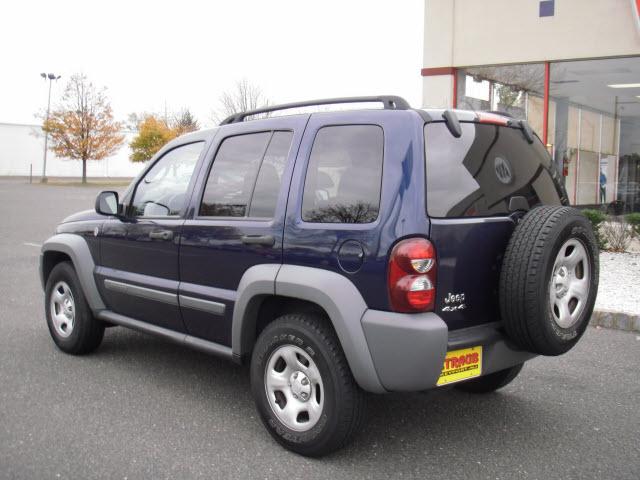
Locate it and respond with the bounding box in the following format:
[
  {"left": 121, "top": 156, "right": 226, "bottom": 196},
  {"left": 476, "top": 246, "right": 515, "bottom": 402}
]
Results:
[{"left": 40, "top": 96, "right": 599, "bottom": 456}]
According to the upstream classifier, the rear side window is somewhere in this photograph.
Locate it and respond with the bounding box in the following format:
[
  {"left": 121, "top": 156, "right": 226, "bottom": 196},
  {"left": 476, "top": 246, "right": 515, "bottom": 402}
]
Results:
[
  {"left": 200, "top": 131, "right": 292, "bottom": 218},
  {"left": 424, "top": 122, "right": 566, "bottom": 218},
  {"left": 302, "top": 125, "right": 383, "bottom": 223}
]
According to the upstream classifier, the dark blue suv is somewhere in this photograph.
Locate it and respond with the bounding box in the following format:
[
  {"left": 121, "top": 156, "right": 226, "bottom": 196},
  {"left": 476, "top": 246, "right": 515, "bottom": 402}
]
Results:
[{"left": 40, "top": 96, "right": 599, "bottom": 456}]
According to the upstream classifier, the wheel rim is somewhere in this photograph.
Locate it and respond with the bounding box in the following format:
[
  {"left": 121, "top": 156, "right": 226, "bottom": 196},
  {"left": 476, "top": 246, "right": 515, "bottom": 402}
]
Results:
[
  {"left": 549, "top": 238, "right": 591, "bottom": 329},
  {"left": 264, "top": 344, "right": 324, "bottom": 432},
  {"left": 49, "top": 281, "right": 75, "bottom": 338}
]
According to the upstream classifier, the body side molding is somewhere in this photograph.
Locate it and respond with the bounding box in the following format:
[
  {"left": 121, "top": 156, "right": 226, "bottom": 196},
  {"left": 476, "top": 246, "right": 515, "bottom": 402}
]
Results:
[
  {"left": 101, "top": 277, "right": 227, "bottom": 314},
  {"left": 40, "top": 233, "right": 105, "bottom": 312},
  {"left": 179, "top": 294, "right": 226, "bottom": 316},
  {"left": 104, "top": 279, "right": 179, "bottom": 305}
]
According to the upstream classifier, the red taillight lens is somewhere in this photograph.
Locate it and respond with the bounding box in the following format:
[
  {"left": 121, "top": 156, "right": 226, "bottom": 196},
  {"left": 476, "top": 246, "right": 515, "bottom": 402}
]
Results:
[{"left": 388, "top": 238, "right": 437, "bottom": 312}]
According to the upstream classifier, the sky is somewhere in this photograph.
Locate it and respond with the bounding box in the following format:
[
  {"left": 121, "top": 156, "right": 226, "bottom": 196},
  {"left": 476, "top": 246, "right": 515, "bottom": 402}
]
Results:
[{"left": 0, "top": 0, "right": 424, "bottom": 129}]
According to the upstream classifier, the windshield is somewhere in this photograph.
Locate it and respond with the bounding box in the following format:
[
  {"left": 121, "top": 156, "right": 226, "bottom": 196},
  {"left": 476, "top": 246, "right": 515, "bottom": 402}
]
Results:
[{"left": 424, "top": 122, "right": 568, "bottom": 218}]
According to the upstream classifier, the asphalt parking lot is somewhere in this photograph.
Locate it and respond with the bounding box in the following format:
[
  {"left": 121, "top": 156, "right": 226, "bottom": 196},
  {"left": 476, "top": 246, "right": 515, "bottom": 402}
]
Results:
[{"left": 0, "top": 178, "right": 638, "bottom": 480}]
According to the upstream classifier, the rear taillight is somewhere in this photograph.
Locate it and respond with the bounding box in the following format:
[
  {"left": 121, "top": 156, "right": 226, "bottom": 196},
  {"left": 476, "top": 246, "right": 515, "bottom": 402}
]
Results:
[{"left": 388, "top": 238, "right": 437, "bottom": 313}]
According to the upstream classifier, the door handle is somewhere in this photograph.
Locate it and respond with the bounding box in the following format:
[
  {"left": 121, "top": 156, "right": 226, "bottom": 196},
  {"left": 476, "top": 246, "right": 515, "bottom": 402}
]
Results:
[
  {"left": 241, "top": 234, "right": 275, "bottom": 247},
  {"left": 149, "top": 230, "right": 174, "bottom": 241}
]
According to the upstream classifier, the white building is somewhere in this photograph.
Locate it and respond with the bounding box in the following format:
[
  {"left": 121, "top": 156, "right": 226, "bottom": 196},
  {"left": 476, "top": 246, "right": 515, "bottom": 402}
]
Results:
[
  {"left": 0, "top": 122, "right": 144, "bottom": 178},
  {"left": 422, "top": 0, "right": 640, "bottom": 213}
]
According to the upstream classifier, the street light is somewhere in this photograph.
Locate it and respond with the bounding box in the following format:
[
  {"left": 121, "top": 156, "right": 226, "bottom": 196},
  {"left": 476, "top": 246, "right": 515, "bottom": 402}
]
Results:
[{"left": 40, "top": 72, "right": 61, "bottom": 183}]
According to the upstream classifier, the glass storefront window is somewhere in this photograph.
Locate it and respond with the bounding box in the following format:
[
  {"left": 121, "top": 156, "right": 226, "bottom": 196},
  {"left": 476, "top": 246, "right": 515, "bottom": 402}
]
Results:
[
  {"left": 456, "top": 63, "right": 546, "bottom": 135},
  {"left": 551, "top": 57, "right": 639, "bottom": 213},
  {"left": 456, "top": 56, "right": 640, "bottom": 213}
]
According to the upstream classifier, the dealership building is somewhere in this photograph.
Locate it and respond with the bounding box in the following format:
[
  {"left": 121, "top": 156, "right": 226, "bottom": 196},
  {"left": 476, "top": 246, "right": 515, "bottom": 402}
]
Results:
[{"left": 422, "top": 0, "right": 640, "bottom": 213}]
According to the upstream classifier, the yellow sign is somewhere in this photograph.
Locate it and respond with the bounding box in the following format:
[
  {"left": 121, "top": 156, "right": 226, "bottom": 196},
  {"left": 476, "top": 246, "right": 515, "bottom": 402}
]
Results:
[{"left": 436, "top": 346, "right": 483, "bottom": 386}]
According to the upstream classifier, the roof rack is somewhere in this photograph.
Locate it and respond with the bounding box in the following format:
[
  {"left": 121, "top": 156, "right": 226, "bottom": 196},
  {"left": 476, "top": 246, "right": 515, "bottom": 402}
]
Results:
[{"left": 219, "top": 95, "right": 411, "bottom": 125}]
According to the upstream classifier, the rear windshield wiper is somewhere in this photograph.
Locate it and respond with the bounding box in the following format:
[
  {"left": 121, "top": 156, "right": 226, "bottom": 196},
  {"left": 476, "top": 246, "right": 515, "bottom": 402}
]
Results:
[
  {"left": 442, "top": 110, "right": 462, "bottom": 138},
  {"left": 518, "top": 120, "right": 535, "bottom": 144}
]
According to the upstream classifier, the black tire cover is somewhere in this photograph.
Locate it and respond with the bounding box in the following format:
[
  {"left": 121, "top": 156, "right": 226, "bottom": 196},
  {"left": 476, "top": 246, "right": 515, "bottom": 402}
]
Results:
[{"left": 500, "top": 206, "right": 599, "bottom": 356}]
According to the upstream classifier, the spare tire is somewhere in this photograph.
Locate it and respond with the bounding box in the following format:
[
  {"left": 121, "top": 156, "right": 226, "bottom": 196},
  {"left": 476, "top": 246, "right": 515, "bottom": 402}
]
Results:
[{"left": 500, "top": 206, "right": 599, "bottom": 356}]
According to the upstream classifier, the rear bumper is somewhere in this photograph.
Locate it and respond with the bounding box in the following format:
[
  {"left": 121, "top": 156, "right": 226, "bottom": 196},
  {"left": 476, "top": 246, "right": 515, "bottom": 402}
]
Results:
[{"left": 361, "top": 311, "right": 535, "bottom": 392}]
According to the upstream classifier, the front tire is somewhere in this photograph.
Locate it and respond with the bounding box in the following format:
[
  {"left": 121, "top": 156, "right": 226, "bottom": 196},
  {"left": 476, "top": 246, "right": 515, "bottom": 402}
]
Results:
[
  {"left": 45, "top": 261, "right": 104, "bottom": 354},
  {"left": 250, "top": 313, "right": 365, "bottom": 457}
]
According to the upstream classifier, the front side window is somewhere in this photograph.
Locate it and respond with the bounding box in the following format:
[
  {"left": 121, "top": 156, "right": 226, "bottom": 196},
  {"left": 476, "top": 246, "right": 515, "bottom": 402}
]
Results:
[
  {"left": 131, "top": 142, "right": 204, "bottom": 217},
  {"left": 200, "top": 131, "right": 292, "bottom": 218},
  {"left": 301, "top": 125, "right": 383, "bottom": 224}
]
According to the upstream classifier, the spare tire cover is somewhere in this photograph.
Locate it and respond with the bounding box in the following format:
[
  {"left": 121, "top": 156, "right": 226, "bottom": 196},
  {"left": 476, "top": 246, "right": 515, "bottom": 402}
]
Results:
[{"left": 500, "top": 206, "right": 599, "bottom": 356}]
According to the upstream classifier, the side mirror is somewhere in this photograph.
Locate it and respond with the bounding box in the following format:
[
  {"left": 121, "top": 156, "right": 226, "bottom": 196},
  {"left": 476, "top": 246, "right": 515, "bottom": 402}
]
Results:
[{"left": 95, "top": 191, "right": 120, "bottom": 216}]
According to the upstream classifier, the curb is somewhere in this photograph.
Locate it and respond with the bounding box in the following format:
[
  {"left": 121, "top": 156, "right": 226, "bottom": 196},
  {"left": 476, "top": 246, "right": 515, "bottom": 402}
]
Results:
[{"left": 590, "top": 309, "right": 640, "bottom": 333}]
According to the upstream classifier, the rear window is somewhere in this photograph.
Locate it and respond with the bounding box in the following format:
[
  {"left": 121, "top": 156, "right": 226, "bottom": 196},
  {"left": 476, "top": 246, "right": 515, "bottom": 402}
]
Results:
[{"left": 424, "top": 122, "right": 567, "bottom": 218}]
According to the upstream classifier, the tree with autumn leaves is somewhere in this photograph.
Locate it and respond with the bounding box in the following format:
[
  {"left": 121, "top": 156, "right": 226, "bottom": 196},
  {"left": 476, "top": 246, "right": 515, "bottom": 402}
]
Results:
[
  {"left": 129, "top": 109, "right": 199, "bottom": 162},
  {"left": 128, "top": 116, "right": 176, "bottom": 162},
  {"left": 42, "top": 74, "right": 259, "bottom": 171},
  {"left": 43, "top": 74, "right": 124, "bottom": 183}
]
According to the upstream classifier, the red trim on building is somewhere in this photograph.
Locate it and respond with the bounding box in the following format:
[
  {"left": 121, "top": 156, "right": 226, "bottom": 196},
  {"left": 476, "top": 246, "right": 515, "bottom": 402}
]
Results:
[
  {"left": 452, "top": 68, "right": 458, "bottom": 108},
  {"left": 542, "top": 62, "right": 550, "bottom": 145},
  {"left": 421, "top": 67, "right": 456, "bottom": 76},
  {"left": 634, "top": 0, "right": 640, "bottom": 32},
  {"left": 422, "top": 67, "right": 458, "bottom": 108}
]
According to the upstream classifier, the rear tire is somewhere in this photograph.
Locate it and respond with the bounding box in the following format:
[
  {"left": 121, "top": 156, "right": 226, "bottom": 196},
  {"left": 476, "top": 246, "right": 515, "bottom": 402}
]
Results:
[
  {"left": 455, "top": 364, "right": 523, "bottom": 393},
  {"left": 250, "top": 313, "right": 365, "bottom": 457},
  {"left": 45, "top": 261, "right": 104, "bottom": 355}
]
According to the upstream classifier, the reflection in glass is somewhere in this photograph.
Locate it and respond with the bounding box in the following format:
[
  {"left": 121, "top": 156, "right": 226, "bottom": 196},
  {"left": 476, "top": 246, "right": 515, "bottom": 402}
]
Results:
[
  {"left": 456, "top": 57, "right": 640, "bottom": 213},
  {"left": 302, "top": 125, "right": 383, "bottom": 224},
  {"left": 249, "top": 131, "right": 293, "bottom": 218},
  {"left": 304, "top": 201, "right": 378, "bottom": 224},
  {"left": 200, "top": 131, "right": 293, "bottom": 219},
  {"left": 132, "top": 141, "right": 204, "bottom": 217},
  {"left": 200, "top": 132, "right": 271, "bottom": 218},
  {"left": 424, "top": 123, "right": 565, "bottom": 218},
  {"left": 456, "top": 64, "right": 545, "bottom": 119},
  {"left": 551, "top": 57, "right": 640, "bottom": 213}
]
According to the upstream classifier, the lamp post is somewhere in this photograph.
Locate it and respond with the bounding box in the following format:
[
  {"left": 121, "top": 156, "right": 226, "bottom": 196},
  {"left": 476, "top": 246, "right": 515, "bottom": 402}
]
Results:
[{"left": 40, "top": 72, "right": 61, "bottom": 183}]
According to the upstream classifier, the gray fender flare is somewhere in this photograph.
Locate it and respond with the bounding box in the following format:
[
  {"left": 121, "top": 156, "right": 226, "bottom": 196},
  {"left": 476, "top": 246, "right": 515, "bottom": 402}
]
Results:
[
  {"left": 232, "top": 264, "right": 385, "bottom": 393},
  {"left": 275, "top": 265, "right": 385, "bottom": 393},
  {"left": 232, "top": 264, "right": 281, "bottom": 359},
  {"left": 40, "top": 233, "right": 105, "bottom": 312}
]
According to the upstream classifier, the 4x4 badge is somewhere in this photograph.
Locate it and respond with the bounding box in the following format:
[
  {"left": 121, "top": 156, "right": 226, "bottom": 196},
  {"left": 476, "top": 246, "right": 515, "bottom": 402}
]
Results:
[{"left": 443, "top": 292, "right": 466, "bottom": 312}]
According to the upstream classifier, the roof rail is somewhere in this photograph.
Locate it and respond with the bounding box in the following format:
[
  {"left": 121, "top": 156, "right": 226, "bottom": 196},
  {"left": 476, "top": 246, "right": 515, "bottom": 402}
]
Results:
[{"left": 219, "top": 95, "right": 411, "bottom": 125}]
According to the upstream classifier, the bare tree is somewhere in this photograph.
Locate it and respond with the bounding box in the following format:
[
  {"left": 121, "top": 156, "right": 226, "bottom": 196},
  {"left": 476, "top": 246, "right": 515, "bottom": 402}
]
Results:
[
  {"left": 212, "top": 79, "right": 272, "bottom": 123},
  {"left": 602, "top": 218, "right": 632, "bottom": 252},
  {"left": 458, "top": 64, "right": 546, "bottom": 112},
  {"left": 123, "top": 112, "right": 150, "bottom": 131},
  {"left": 172, "top": 108, "right": 199, "bottom": 135},
  {"left": 467, "top": 64, "right": 545, "bottom": 94}
]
